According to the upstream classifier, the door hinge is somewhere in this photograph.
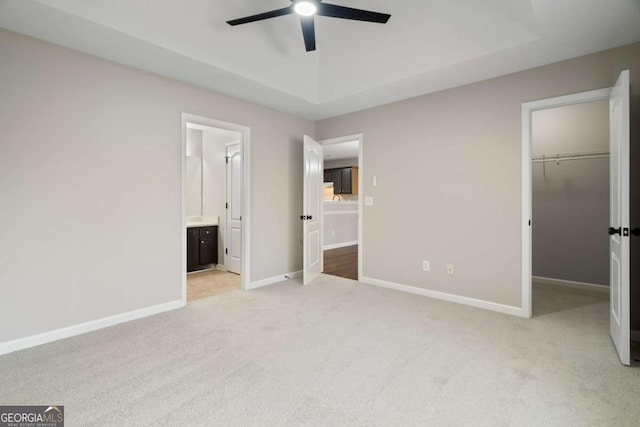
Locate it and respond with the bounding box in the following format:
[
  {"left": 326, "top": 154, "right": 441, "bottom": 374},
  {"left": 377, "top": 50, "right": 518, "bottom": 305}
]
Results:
[
  {"left": 240, "top": 216, "right": 242, "bottom": 221},
  {"left": 225, "top": 202, "right": 228, "bottom": 209},
  {"left": 225, "top": 156, "right": 229, "bottom": 164},
  {"left": 528, "top": 220, "right": 531, "bottom": 226},
  {"left": 225, "top": 248, "right": 228, "bottom": 254}
]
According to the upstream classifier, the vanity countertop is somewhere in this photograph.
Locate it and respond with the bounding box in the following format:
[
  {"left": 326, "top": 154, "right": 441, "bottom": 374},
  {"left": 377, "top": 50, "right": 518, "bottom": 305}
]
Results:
[
  {"left": 323, "top": 200, "right": 358, "bottom": 205},
  {"left": 186, "top": 217, "right": 219, "bottom": 228}
]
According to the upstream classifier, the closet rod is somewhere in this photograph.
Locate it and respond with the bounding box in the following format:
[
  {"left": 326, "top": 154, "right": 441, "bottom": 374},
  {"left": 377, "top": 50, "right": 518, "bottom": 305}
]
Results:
[{"left": 531, "top": 150, "right": 609, "bottom": 163}]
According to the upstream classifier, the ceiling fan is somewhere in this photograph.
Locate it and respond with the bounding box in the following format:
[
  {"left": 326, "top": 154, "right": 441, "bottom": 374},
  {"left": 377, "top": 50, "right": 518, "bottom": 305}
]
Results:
[{"left": 226, "top": 0, "right": 391, "bottom": 52}]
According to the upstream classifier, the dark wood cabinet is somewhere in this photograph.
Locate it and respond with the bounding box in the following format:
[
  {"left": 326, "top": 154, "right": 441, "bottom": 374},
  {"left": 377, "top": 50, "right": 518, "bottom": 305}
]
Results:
[
  {"left": 323, "top": 167, "right": 358, "bottom": 195},
  {"left": 340, "top": 168, "right": 352, "bottom": 194},
  {"left": 187, "top": 226, "right": 218, "bottom": 272},
  {"left": 187, "top": 228, "right": 200, "bottom": 271}
]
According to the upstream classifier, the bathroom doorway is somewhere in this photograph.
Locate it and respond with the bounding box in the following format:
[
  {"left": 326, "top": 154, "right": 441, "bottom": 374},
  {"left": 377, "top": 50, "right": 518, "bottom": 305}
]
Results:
[
  {"left": 181, "top": 114, "right": 250, "bottom": 303},
  {"left": 320, "top": 134, "right": 363, "bottom": 281}
]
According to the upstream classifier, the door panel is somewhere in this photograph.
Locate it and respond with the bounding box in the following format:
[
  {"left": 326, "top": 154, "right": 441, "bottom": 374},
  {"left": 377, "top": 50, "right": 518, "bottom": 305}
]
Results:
[
  {"left": 226, "top": 143, "right": 242, "bottom": 275},
  {"left": 611, "top": 252, "right": 621, "bottom": 322},
  {"left": 303, "top": 136, "right": 323, "bottom": 285},
  {"left": 609, "top": 70, "right": 630, "bottom": 366},
  {"left": 199, "top": 237, "right": 216, "bottom": 265}
]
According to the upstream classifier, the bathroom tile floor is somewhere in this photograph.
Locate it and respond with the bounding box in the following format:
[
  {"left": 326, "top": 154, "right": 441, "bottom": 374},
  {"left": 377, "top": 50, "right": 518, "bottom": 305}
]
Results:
[{"left": 187, "top": 269, "right": 241, "bottom": 302}]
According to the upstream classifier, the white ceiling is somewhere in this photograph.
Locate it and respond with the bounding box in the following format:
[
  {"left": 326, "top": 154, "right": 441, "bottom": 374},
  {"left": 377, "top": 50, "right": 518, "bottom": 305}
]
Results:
[
  {"left": 324, "top": 140, "right": 359, "bottom": 160},
  {"left": 1, "top": 0, "right": 639, "bottom": 119}
]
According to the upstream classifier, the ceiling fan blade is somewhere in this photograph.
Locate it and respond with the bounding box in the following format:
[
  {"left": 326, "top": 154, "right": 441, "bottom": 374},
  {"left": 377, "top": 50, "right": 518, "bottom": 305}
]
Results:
[
  {"left": 300, "top": 16, "right": 316, "bottom": 52},
  {"left": 227, "top": 6, "right": 294, "bottom": 26},
  {"left": 317, "top": 3, "right": 390, "bottom": 23}
]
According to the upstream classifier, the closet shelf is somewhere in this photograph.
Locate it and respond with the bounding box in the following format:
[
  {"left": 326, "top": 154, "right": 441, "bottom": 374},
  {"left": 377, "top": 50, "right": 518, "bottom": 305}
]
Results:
[{"left": 532, "top": 150, "right": 609, "bottom": 163}]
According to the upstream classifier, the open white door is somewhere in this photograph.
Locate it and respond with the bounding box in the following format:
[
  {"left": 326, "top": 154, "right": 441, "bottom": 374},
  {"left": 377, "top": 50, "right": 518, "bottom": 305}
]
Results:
[
  {"left": 226, "top": 142, "right": 242, "bottom": 275},
  {"left": 303, "top": 135, "right": 323, "bottom": 285},
  {"left": 609, "top": 70, "right": 630, "bottom": 366}
]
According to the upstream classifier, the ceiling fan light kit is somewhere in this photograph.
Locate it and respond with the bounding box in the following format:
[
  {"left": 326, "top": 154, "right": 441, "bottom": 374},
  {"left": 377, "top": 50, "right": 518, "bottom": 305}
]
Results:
[
  {"left": 227, "top": 0, "right": 391, "bottom": 52},
  {"left": 294, "top": 1, "right": 317, "bottom": 17}
]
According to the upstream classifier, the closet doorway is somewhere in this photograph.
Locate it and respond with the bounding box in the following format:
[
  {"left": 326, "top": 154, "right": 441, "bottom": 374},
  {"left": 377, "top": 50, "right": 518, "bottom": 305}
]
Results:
[
  {"left": 529, "top": 98, "right": 612, "bottom": 336},
  {"left": 522, "top": 70, "right": 630, "bottom": 365},
  {"left": 531, "top": 99, "right": 610, "bottom": 295},
  {"left": 181, "top": 114, "right": 251, "bottom": 303}
]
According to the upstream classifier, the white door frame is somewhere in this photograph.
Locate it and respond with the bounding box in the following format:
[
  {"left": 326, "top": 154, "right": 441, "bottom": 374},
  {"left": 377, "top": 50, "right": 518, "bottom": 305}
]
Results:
[
  {"left": 319, "top": 133, "right": 364, "bottom": 280},
  {"left": 521, "top": 88, "right": 611, "bottom": 318},
  {"left": 181, "top": 113, "right": 251, "bottom": 302}
]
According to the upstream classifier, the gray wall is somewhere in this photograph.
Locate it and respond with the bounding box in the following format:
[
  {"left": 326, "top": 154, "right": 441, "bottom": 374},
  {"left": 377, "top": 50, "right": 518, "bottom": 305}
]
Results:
[
  {"left": 324, "top": 158, "right": 358, "bottom": 169},
  {"left": 316, "top": 43, "right": 640, "bottom": 309},
  {"left": 0, "top": 29, "right": 313, "bottom": 344},
  {"left": 532, "top": 101, "right": 609, "bottom": 285}
]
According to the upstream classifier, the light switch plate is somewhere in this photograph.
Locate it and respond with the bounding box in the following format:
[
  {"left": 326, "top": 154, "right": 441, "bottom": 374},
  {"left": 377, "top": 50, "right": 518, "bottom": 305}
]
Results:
[{"left": 365, "top": 196, "right": 373, "bottom": 206}]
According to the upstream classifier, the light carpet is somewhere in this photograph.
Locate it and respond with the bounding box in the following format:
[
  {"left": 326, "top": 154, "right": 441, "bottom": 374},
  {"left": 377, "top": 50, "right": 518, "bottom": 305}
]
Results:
[{"left": 0, "top": 274, "right": 638, "bottom": 426}]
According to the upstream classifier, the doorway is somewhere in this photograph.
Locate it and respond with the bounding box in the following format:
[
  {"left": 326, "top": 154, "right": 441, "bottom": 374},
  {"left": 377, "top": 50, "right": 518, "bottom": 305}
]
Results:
[
  {"left": 530, "top": 99, "right": 610, "bottom": 316},
  {"left": 320, "top": 134, "right": 363, "bottom": 281},
  {"left": 181, "top": 114, "right": 251, "bottom": 303},
  {"left": 521, "top": 72, "right": 631, "bottom": 365}
]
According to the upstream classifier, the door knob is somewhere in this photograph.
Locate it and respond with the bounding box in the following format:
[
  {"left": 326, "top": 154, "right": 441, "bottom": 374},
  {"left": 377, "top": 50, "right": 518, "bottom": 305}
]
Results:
[
  {"left": 608, "top": 227, "right": 621, "bottom": 236},
  {"left": 632, "top": 228, "right": 640, "bottom": 236}
]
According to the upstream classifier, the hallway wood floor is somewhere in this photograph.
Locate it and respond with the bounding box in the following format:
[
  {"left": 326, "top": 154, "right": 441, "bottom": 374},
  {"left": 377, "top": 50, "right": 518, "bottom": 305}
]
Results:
[{"left": 323, "top": 244, "right": 358, "bottom": 280}]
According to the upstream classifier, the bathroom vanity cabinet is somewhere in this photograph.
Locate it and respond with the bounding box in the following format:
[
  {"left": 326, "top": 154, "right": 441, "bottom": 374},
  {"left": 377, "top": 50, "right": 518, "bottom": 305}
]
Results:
[{"left": 187, "top": 225, "right": 218, "bottom": 272}]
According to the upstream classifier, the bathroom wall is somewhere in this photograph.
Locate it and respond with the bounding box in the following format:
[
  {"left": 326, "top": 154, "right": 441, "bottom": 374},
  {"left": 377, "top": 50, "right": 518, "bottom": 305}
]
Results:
[{"left": 186, "top": 128, "right": 203, "bottom": 217}]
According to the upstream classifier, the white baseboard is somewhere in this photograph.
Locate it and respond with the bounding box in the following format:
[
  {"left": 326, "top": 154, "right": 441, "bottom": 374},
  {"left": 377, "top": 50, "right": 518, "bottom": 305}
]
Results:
[
  {"left": 532, "top": 276, "right": 609, "bottom": 294},
  {"left": 216, "top": 264, "right": 226, "bottom": 272},
  {"left": 323, "top": 240, "right": 358, "bottom": 251},
  {"left": 0, "top": 299, "right": 184, "bottom": 356},
  {"left": 247, "top": 270, "right": 302, "bottom": 290},
  {"left": 361, "top": 276, "right": 527, "bottom": 318},
  {"left": 631, "top": 330, "right": 640, "bottom": 343}
]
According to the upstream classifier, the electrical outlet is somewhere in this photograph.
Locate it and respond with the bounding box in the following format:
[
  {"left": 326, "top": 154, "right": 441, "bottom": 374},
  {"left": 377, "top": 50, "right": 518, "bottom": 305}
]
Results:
[
  {"left": 447, "top": 264, "right": 455, "bottom": 275},
  {"left": 422, "top": 260, "right": 430, "bottom": 271}
]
